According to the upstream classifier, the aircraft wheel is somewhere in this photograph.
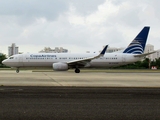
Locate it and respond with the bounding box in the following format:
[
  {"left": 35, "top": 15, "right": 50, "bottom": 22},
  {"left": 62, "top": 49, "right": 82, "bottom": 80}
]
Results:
[
  {"left": 16, "top": 69, "right": 19, "bottom": 73},
  {"left": 75, "top": 68, "right": 80, "bottom": 73}
]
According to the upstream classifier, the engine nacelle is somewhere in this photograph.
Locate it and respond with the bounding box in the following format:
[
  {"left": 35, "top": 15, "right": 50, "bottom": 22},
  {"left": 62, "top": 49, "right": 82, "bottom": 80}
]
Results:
[{"left": 53, "top": 63, "right": 68, "bottom": 71}]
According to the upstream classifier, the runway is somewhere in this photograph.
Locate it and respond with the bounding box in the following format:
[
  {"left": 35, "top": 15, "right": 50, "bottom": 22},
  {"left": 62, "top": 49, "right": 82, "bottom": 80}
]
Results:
[
  {"left": 0, "top": 70, "right": 160, "bottom": 87},
  {"left": 0, "top": 70, "right": 160, "bottom": 119}
]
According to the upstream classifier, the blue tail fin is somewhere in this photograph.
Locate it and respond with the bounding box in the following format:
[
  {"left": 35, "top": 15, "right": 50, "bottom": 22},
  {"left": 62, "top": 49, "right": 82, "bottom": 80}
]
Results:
[{"left": 123, "top": 26, "right": 150, "bottom": 54}]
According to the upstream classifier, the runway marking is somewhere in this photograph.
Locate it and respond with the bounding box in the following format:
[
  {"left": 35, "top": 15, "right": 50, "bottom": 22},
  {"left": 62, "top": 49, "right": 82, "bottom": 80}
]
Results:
[{"left": 42, "top": 72, "right": 63, "bottom": 86}]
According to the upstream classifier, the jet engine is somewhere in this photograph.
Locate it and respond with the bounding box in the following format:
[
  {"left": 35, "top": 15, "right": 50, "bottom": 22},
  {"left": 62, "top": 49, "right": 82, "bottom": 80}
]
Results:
[{"left": 53, "top": 63, "right": 68, "bottom": 71}]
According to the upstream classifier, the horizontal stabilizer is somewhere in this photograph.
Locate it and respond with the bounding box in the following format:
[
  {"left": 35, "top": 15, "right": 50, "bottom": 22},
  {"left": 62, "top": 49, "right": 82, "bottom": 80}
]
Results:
[{"left": 134, "top": 51, "right": 156, "bottom": 57}]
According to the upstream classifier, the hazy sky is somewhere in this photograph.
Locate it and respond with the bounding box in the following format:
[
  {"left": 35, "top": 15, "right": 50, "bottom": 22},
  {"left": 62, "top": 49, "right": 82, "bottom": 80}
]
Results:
[{"left": 0, "top": 0, "right": 160, "bottom": 54}]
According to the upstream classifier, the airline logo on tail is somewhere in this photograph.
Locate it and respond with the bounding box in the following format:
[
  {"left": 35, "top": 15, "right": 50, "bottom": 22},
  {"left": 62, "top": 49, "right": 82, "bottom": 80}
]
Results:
[{"left": 123, "top": 27, "right": 150, "bottom": 54}]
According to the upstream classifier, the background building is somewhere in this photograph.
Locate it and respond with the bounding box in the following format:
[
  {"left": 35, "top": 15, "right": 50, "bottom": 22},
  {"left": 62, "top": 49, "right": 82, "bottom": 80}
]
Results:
[
  {"left": 39, "top": 47, "right": 68, "bottom": 53},
  {"left": 8, "top": 43, "right": 19, "bottom": 57},
  {"left": 144, "top": 44, "right": 160, "bottom": 61},
  {"left": 106, "top": 47, "right": 124, "bottom": 53}
]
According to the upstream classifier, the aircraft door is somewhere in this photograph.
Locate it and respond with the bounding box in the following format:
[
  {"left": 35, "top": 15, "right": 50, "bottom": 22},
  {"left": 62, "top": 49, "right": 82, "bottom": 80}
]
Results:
[
  {"left": 26, "top": 54, "right": 30, "bottom": 62},
  {"left": 18, "top": 55, "right": 24, "bottom": 66},
  {"left": 122, "top": 55, "right": 126, "bottom": 62},
  {"left": 23, "top": 54, "right": 30, "bottom": 66}
]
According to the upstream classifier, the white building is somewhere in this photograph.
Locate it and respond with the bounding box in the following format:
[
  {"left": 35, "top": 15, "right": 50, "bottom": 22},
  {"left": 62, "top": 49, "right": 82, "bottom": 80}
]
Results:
[
  {"left": 144, "top": 44, "right": 160, "bottom": 61},
  {"left": 8, "top": 43, "right": 19, "bottom": 57},
  {"left": 39, "top": 47, "right": 68, "bottom": 53},
  {"left": 106, "top": 47, "right": 124, "bottom": 53},
  {"left": 154, "top": 50, "right": 160, "bottom": 60},
  {"left": 59, "top": 47, "right": 68, "bottom": 53}
]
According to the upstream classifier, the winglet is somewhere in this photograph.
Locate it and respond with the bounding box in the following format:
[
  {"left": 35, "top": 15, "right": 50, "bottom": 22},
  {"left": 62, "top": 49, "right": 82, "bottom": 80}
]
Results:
[{"left": 100, "top": 45, "right": 108, "bottom": 56}]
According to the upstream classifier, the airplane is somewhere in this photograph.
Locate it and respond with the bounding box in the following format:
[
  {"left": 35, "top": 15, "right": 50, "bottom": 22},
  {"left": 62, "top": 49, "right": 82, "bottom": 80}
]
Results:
[{"left": 2, "top": 26, "right": 156, "bottom": 73}]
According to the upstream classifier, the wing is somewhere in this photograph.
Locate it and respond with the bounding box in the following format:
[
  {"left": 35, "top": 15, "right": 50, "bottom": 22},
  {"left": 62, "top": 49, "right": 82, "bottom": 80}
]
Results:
[{"left": 67, "top": 45, "right": 108, "bottom": 68}]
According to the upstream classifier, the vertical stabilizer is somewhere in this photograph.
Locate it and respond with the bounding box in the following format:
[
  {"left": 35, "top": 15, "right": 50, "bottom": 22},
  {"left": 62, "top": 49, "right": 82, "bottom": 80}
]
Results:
[{"left": 123, "top": 26, "right": 150, "bottom": 54}]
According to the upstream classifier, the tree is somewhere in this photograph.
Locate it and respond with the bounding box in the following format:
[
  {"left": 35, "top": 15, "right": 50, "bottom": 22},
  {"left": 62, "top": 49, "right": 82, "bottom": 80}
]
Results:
[
  {"left": 141, "top": 58, "right": 150, "bottom": 69},
  {"left": 155, "top": 58, "right": 160, "bottom": 68},
  {"left": 0, "top": 53, "right": 7, "bottom": 67}
]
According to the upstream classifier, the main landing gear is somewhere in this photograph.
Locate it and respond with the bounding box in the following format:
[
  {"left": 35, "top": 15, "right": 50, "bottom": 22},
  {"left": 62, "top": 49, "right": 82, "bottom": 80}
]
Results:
[
  {"left": 75, "top": 68, "right": 80, "bottom": 73},
  {"left": 16, "top": 68, "right": 19, "bottom": 73}
]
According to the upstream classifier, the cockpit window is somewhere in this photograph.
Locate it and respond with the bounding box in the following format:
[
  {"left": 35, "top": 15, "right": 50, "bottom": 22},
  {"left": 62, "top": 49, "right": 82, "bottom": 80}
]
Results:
[{"left": 9, "top": 57, "right": 14, "bottom": 59}]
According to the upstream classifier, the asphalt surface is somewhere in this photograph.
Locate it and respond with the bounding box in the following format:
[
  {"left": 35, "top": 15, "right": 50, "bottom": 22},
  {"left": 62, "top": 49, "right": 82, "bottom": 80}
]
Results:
[{"left": 0, "top": 86, "right": 160, "bottom": 120}]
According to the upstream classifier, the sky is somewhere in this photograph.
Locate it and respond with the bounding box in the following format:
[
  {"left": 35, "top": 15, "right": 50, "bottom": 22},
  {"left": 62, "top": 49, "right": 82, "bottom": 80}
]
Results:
[{"left": 0, "top": 0, "right": 160, "bottom": 55}]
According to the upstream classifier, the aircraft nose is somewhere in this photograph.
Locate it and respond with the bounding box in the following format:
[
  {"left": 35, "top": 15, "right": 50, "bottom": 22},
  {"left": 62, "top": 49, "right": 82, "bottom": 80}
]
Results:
[{"left": 2, "top": 59, "right": 7, "bottom": 65}]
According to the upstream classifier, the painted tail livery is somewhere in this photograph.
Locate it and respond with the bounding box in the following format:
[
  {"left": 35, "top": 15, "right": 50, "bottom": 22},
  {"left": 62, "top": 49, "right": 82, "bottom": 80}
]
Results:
[{"left": 123, "top": 27, "right": 150, "bottom": 54}]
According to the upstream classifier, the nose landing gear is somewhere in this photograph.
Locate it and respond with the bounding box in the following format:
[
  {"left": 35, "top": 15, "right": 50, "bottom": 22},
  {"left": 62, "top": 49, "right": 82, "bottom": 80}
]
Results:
[{"left": 16, "top": 68, "right": 19, "bottom": 73}]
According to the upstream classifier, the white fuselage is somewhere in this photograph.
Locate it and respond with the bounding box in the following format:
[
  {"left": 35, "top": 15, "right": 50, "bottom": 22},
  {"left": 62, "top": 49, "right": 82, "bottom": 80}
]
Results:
[{"left": 3, "top": 53, "right": 142, "bottom": 69}]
